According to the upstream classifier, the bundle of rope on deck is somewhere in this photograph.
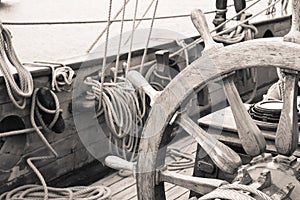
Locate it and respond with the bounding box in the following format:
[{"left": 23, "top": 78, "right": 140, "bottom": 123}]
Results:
[
  {"left": 0, "top": 23, "right": 33, "bottom": 109},
  {"left": 0, "top": 185, "right": 111, "bottom": 200}
]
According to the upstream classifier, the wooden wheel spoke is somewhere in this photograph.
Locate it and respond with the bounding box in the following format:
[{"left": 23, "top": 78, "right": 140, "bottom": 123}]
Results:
[
  {"left": 275, "top": 70, "right": 299, "bottom": 155},
  {"left": 127, "top": 70, "right": 242, "bottom": 173},
  {"left": 158, "top": 169, "right": 227, "bottom": 195},
  {"left": 176, "top": 113, "right": 242, "bottom": 174},
  {"left": 223, "top": 77, "right": 266, "bottom": 156}
]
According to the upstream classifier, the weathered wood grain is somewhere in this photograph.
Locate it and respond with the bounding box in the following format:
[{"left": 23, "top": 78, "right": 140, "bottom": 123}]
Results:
[
  {"left": 275, "top": 71, "right": 299, "bottom": 155},
  {"left": 176, "top": 113, "right": 242, "bottom": 173},
  {"left": 283, "top": 0, "right": 300, "bottom": 43},
  {"left": 159, "top": 169, "right": 227, "bottom": 195},
  {"left": 224, "top": 77, "right": 266, "bottom": 156}
]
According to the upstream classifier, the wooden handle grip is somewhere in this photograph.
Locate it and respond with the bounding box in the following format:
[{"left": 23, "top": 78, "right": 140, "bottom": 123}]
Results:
[
  {"left": 291, "top": 0, "right": 300, "bottom": 32},
  {"left": 191, "top": 9, "right": 215, "bottom": 47},
  {"left": 275, "top": 73, "right": 299, "bottom": 155},
  {"left": 284, "top": 0, "right": 300, "bottom": 42},
  {"left": 127, "top": 70, "right": 160, "bottom": 105},
  {"left": 191, "top": 9, "right": 223, "bottom": 53},
  {"left": 105, "top": 156, "right": 135, "bottom": 172},
  {"left": 178, "top": 113, "right": 242, "bottom": 173}
]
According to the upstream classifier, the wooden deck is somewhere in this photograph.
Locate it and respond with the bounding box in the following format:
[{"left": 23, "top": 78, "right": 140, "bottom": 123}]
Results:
[{"left": 92, "top": 135, "right": 197, "bottom": 200}]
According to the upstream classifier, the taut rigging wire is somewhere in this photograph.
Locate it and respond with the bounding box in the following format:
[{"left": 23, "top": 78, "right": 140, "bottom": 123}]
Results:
[
  {"left": 140, "top": 0, "right": 159, "bottom": 74},
  {"left": 114, "top": 0, "right": 127, "bottom": 83}
]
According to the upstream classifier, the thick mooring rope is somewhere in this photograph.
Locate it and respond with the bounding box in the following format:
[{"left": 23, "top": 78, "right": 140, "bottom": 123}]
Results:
[{"left": 0, "top": 24, "right": 33, "bottom": 109}]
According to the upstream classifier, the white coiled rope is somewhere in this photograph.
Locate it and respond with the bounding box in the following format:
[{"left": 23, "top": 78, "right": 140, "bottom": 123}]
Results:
[
  {"left": 50, "top": 65, "right": 75, "bottom": 92},
  {"left": 199, "top": 183, "right": 273, "bottom": 200},
  {"left": 84, "top": 77, "right": 145, "bottom": 161}
]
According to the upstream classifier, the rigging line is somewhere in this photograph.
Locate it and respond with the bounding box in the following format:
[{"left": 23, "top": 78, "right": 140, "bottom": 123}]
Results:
[
  {"left": 99, "top": 0, "right": 113, "bottom": 104},
  {"left": 1, "top": 13, "right": 206, "bottom": 26},
  {"left": 140, "top": 0, "right": 159, "bottom": 73},
  {"left": 87, "top": 0, "right": 131, "bottom": 53},
  {"left": 169, "top": 0, "right": 262, "bottom": 58},
  {"left": 124, "top": 0, "right": 157, "bottom": 45},
  {"left": 130, "top": 0, "right": 262, "bottom": 71},
  {"left": 114, "top": 0, "right": 127, "bottom": 82},
  {"left": 125, "top": 0, "right": 139, "bottom": 77},
  {"left": 1, "top": 0, "right": 256, "bottom": 27}
]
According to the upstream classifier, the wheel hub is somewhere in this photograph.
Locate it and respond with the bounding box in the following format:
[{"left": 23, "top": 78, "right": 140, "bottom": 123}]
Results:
[{"left": 232, "top": 153, "right": 300, "bottom": 199}]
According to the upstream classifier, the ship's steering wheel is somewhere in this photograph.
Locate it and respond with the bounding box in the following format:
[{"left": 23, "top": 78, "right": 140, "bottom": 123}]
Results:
[{"left": 105, "top": 1, "right": 300, "bottom": 199}]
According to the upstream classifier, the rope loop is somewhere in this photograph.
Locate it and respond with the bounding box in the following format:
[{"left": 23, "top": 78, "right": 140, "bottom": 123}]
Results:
[
  {"left": 166, "top": 148, "right": 195, "bottom": 170},
  {"left": 0, "top": 23, "right": 34, "bottom": 109},
  {"left": 50, "top": 65, "right": 75, "bottom": 92},
  {"left": 214, "top": 13, "right": 258, "bottom": 44}
]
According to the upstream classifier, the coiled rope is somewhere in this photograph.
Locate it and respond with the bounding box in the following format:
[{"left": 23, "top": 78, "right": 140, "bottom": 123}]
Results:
[
  {"left": 0, "top": 88, "right": 111, "bottom": 200},
  {"left": 87, "top": 0, "right": 146, "bottom": 163},
  {"left": 84, "top": 77, "right": 145, "bottom": 161},
  {"left": 0, "top": 185, "right": 111, "bottom": 200},
  {"left": 166, "top": 148, "right": 194, "bottom": 170},
  {"left": 199, "top": 183, "right": 273, "bottom": 200},
  {"left": 214, "top": 12, "right": 258, "bottom": 44},
  {"left": 0, "top": 23, "right": 33, "bottom": 109},
  {"left": 50, "top": 65, "right": 75, "bottom": 92}
]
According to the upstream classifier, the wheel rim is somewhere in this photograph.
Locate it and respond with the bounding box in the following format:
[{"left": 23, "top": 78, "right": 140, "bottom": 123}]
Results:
[{"left": 136, "top": 38, "right": 300, "bottom": 199}]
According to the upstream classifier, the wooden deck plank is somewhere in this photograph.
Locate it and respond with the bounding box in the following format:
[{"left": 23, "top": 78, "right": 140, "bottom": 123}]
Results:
[
  {"left": 92, "top": 135, "right": 197, "bottom": 199},
  {"left": 174, "top": 191, "right": 190, "bottom": 200}
]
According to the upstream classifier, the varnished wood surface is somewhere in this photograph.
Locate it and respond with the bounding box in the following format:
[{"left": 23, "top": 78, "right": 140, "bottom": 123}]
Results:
[{"left": 92, "top": 135, "right": 197, "bottom": 200}]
